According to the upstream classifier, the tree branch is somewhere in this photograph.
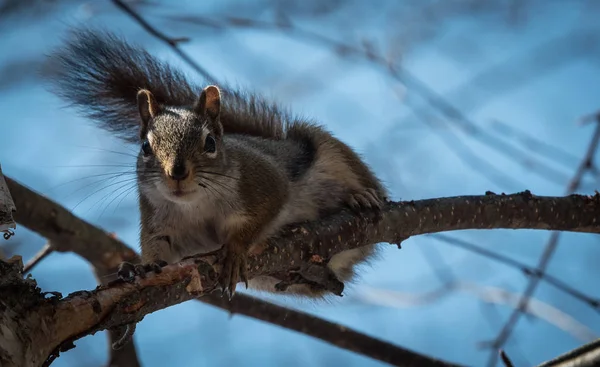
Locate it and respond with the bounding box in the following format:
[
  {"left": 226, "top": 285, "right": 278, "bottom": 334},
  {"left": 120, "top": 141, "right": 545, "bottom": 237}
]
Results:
[
  {"left": 5, "top": 176, "right": 461, "bottom": 367},
  {"left": 200, "top": 293, "right": 460, "bottom": 367},
  {"left": 5, "top": 176, "right": 139, "bottom": 270},
  {"left": 8, "top": 175, "right": 600, "bottom": 276},
  {"left": 42, "top": 262, "right": 459, "bottom": 367},
  {"left": 3, "top": 175, "right": 600, "bottom": 367},
  {"left": 486, "top": 119, "right": 600, "bottom": 366},
  {"left": 111, "top": 0, "right": 217, "bottom": 82},
  {"left": 430, "top": 234, "right": 600, "bottom": 310},
  {"left": 535, "top": 338, "right": 600, "bottom": 367},
  {"left": 23, "top": 242, "right": 53, "bottom": 274},
  {"left": 353, "top": 283, "right": 597, "bottom": 342}
]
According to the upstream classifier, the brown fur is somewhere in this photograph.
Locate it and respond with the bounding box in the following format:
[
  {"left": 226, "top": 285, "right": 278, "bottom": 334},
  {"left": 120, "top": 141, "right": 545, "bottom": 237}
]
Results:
[
  {"left": 48, "top": 29, "right": 387, "bottom": 297},
  {"left": 136, "top": 87, "right": 386, "bottom": 297}
]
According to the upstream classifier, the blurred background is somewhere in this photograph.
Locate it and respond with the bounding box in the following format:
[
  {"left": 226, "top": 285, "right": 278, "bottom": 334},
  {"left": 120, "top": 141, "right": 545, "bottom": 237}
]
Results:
[{"left": 1, "top": 0, "right": 599, "bottom": 366}]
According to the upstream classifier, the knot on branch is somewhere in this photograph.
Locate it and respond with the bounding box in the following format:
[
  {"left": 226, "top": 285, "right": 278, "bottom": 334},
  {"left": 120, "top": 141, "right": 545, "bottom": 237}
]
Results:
[{"left": 0, "top": 256, "right": 45, "bottom": 309}]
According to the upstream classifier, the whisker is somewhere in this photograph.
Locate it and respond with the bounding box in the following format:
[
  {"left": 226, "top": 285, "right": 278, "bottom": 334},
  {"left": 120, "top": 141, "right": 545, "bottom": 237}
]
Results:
[
  {"left": 90, "top": 181, "right": 134, "bottom": 217},
  {"left": 51, "top": 164, "right": 137, "bottom": 169},
  {"left": 72, "top": 145, "right": 140, "bottom": 158},
  {"left": 201, "top": 180, "right": 234, "bottom": 209},
  {"left": 49, "top": 171, "right": 137, "bottom": 191},
  {"left": 71, "top": 177, "right": 139, "bottom": 211},
  {"left": 195, "top": 169, "right": 240, "bottom": 181},
  {"left": 198, "top": 175, "right": 237, "bottom": 192},
  {"left": 113, "top": 185, "right": 139, "bottom": 214},
  {"left": 198, "top": 177, "right": 236, "bottom": 210},
  {"left": 99, "top": 271, "right": 120, "bottom": 279},
  {"left": 60, "top": 172, "right": 136, "bottom": 200},
  {"left": 96, "top": 181, "right": 138, "bottom": 219}
]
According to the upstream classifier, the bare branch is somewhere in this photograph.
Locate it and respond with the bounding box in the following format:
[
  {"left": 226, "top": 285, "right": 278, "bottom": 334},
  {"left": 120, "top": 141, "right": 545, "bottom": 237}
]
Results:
[
  {"left": 486, "top": 120, "right": 600, "bottom": 366},
  {"left": 199, "top": 292, "right": 462, "bottom": 367},
  {"left": 7, "top": 175, "right": 600, "bottom": 277},
  {"left": 4, "top": 176, "right": 139, "bottom": 270},
  {"left": 535, "top": 338, "right": 600, "bottom": 367},
  {"left": 4, "top": 173, "right": 600, "bottom": 366},
  {"left": 2, "top": 256, "right": 462, "bottom": 367},
  {"left": 111, "top": 0, "right": 217, "bottom": 82},
  {"left": 430, "top": 234, "right": 600, "bottom": 311},
  {"left": 5, "top": 176, "right": 452, "bottom": 367},
  {"left": 490, "top": 120, "right": 580, "bottom": 169},
  {"left": 500, "top": 350, "right": 515, "bottom": 367},
  {"left": 353, "top": 284, "right": 597, "bottom": 343},
  {"left": 22, "top": 242, "right": 53, "bottom": 274}
]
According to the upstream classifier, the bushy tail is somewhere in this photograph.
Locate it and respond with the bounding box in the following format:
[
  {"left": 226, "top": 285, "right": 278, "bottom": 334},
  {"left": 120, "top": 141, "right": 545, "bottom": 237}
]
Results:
[
  {"left": 47, "top": 28, "right": 200, "bottom": 143},
  {"left": 48, "top": 28, "right": 292, "bottom": 142}
]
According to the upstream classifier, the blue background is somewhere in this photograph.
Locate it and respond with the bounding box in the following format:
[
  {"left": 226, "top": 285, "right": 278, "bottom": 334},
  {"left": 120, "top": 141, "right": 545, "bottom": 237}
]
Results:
[{"left": 1, "top": 1, "right": 599, "bottom": 366}]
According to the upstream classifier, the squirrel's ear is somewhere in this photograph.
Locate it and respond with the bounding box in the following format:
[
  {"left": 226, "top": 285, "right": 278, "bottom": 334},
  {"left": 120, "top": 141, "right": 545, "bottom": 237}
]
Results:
[
  {"left": 137, "top": 89, "right": 162, "bottom": 128},
  {"left": 194, "top": 85, "right": 221, "bottom": 120}
]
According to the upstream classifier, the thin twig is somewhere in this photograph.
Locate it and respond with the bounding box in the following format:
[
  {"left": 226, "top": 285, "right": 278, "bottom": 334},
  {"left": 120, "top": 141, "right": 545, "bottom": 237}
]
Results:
[
  {"left": 430, "top": 234, "right": 600, "bottom": 311},
  {"left": 417, "top": 243, "right": 529, "bottom": 366},
  {"left": 490, "top": 120, "right": 580, "bottom": 168},
  {"left": 201, "top": 292, "right": 462, "bottom": 367},
  {"left": 111, "top": 0, "right": 217, "bottom": 83},
  {"left": 500, "top": 350, "right": 515, "bottom": 367},
  {"left": 486, "top": 120, "right": 600, "bottom": 367},
  {"left": 23, "top": 242, "right": 53, "bottom": 273}
]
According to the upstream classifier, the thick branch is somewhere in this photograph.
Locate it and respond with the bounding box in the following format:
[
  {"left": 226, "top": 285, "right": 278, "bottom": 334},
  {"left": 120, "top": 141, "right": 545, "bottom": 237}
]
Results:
[
  {"left": 6, "top": 176, "right": 457, "bottom": 367},
  {"left": 4, "top": 176, "right": 600, "bottom": 367},
  {"left": 27, "top": 259, "right": 459, "bottom": 367},
  {"left": 249, "top": 190, "right": 600, "bottom": 276},
  {"left": 5, "top": 177, "right": 138, "bottom": 270},
  {"left": 7, "top": 176, "right": 600, "bottom": 277}
]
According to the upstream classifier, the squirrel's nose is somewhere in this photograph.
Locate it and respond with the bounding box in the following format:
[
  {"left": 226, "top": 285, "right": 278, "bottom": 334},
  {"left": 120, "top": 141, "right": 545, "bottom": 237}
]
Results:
[{"left": 169, "top": 163, "right": 189, "bottom": 181}]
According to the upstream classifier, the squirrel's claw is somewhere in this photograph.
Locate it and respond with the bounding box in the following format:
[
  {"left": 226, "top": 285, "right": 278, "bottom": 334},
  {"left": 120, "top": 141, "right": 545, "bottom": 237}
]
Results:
[
  {"left": 117, "top": 260, "right": 169, "bottom": 283},
  {"left": 117, "top": 261, "right": 137, "bottom": 282},
  {"left": 218, "top": 245, "right": 248, "bottom": 300},
  {"left": 348, "top": 188, "right": 383, "bottom": 212}
]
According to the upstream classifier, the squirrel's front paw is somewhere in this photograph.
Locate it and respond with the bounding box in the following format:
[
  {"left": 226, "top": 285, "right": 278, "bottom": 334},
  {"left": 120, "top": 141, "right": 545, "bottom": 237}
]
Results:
[
  {"left": 347, "top": 188, "right": 383, "bottom": 212},
  {"left": 218, "top": 245, "right": 249, "bottom": 299},
  {"left": 117, "top": 260, "right": 169, "bottom": 282}
]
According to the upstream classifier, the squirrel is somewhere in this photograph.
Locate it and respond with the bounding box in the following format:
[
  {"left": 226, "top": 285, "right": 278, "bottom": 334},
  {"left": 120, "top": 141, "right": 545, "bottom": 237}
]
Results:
[{"left": 47, "top": 29, "right": 387, "bottom": 298}]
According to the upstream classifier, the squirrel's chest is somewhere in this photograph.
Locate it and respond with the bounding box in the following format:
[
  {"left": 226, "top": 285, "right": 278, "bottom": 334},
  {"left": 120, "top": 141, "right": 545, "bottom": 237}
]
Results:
[{"left": 150, "top": 203, "right": 234, "bottom": 255}]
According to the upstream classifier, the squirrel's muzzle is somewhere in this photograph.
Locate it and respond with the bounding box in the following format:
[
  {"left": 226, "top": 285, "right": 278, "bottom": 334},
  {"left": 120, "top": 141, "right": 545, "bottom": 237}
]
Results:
[{"left": 167, "top": 162, "right": 189, "bottom": 181}]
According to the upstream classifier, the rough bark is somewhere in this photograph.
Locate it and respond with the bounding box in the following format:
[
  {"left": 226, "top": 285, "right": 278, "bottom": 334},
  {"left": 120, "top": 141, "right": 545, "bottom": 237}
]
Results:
[
  {"left": 7, "top": 176, "right": 600, "bottom": 277},
  {"left": 2, "top": 176, "right": 600, "bottom": 367}
]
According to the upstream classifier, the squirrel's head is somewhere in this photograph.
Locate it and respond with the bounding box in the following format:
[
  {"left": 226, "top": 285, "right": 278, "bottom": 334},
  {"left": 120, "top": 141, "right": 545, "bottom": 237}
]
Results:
[{"left": 135, "top": 85, "right": 226, "bottom": 204}]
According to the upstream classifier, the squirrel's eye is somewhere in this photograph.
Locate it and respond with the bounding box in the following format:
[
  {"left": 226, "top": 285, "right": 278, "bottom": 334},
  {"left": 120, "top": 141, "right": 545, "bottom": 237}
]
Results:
[
  {"left": 204, "top": 135, "right": 216, "bottom": 154},
  {"left": 141, "top": 140, "right": 152, "bottom": 156}
]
